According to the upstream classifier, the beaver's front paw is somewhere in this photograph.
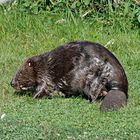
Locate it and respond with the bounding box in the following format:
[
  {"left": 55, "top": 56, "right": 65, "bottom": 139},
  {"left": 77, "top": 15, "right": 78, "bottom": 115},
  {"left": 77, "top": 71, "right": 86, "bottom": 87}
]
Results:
[{"left": 33, "top": 91, "right": 45, "bottom": 99}]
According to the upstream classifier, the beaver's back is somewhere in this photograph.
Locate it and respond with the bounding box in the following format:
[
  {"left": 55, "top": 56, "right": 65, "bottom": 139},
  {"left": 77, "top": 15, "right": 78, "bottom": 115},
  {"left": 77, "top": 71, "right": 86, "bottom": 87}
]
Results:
[{"left": 46, "top": 41, "right": 128, "bottom": 97}]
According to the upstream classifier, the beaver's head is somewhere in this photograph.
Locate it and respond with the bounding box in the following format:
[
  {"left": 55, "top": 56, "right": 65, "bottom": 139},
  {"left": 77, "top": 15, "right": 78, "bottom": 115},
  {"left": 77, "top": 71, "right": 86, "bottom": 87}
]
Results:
[{"left": 11, "top": 58, "right": 37, "bottom": 92}]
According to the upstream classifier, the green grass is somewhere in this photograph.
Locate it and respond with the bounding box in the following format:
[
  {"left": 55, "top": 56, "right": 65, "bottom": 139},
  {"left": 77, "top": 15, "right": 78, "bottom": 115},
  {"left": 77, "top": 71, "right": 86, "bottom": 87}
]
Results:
[{"left": 0, "top": 10, "right": 140, "bottom": 140}]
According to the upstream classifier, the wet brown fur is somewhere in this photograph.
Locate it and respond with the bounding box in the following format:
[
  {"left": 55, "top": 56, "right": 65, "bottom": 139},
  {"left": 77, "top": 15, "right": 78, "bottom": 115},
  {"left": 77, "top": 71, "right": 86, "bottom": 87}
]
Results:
[{"left": 11, "top": 41, "right": 128, "bottom": 111}]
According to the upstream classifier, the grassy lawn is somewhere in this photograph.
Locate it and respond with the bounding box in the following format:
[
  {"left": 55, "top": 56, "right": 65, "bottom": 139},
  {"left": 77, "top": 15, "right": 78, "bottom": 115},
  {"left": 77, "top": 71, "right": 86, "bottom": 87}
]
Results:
[{"left": 0, "top": 10, "right": 140, "bottom": 140}]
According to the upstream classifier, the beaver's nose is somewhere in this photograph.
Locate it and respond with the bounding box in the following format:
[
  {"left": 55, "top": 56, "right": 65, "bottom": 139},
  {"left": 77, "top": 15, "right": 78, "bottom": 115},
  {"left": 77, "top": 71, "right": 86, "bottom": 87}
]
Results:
[{"left": 10, "top": 79, "right": 17, "bottom": 87}]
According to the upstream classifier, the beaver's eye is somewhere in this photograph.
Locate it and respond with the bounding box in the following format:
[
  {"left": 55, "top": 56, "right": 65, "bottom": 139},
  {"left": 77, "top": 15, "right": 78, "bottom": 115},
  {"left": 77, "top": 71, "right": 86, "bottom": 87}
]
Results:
[{"left": 28, "top": 62, "right": 31, "bottom": 67}]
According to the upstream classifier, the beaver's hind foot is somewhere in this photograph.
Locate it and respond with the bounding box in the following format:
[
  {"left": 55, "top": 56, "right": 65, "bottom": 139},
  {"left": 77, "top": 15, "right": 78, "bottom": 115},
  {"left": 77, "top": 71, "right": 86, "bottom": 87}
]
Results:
[{"left": 100, "top": 90, "right": 127, "bottom": 112}]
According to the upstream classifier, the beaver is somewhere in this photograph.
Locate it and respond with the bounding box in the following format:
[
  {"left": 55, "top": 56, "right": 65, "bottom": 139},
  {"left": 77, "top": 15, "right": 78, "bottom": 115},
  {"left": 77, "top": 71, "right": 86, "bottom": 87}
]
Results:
[{"left": 11, "top": 41, "right": 128, "bottom": 111}]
